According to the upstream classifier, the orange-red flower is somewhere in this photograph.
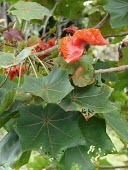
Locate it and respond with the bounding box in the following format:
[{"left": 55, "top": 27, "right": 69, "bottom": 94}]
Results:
[
  {"left": 59, "top": 36, "right": 85, "bottom": 63},
  {"left": 60, "top": 28, "right": 109, "bottom": 63},
  {"left": 36, "top": 37, "right": 56, "bottom": 60},
  {"left": 74, "top": 28, "right": 109, "bottom": 45},
  {"left": 4, "top": 66, "right": 25, "bottom": 80}
]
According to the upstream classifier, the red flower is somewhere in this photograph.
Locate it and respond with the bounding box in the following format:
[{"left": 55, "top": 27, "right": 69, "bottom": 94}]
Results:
[
  {"left": 37, "top": 38, "right": 56, "bottom": 60},
  {"left": 59, "top": 36, "right": 84, "bottom": 63},
  {"left": 60, "top": 28, "right": 109, "bottom": 63},
  {"left": 74, "top": 28, "right": 109, "bottom": 45},
  {"left": 63, "top": 26, "right": 77, "bottom": 34},
  {"left": 4, "top": 66, "right": 25, "bottom": 80}
]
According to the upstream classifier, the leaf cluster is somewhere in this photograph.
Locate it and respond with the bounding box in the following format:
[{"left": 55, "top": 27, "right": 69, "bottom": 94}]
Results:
[{"left": 0, "top": 0, "right": 128, "bottom": 169}]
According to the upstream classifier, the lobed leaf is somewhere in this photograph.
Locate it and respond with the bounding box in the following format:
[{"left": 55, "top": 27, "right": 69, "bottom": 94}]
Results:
[
  {"left": 59, "top": 146, "right": 95, "bottom": 170},
  {"left": 16, "top": 104, "right": 85, "bottom": 159},
  {"left": 10, "top": 1, "right": 51, "bottom": 20},
  {"left": 0, "top": 88, "right": 15, "bottom": 115},
  {"left": 0, "top": 47, "right": 33, "bottom": 68},
  {"left": 104, "top": 0, "right": 128, "bottom": 28},
  {"left": 103, "top": 110, "right": 128, "bottom": 144},
  {"left": 0, "top": 130, "right": 22, "bottom": 166},
  {"left": 59, "top": 84, "right": 117, "bottom": 113},
  {"left": 79, "top": 116, "right": 116, "bottom": 156},
  {"left": 0, "top": 52, "right": 15, "bottom": 68},
  {"left": 20, "top": 66, "right": 74, "bottom": 103},
  {"left": 55, "top": 0, "right": 85, "bottom": 19},
  {"left": 0, "top": 100, "right": 22, "bottom": 128}
]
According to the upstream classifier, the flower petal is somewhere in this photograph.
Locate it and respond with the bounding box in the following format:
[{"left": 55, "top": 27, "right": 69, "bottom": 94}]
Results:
[
  {"left": 74, "top": 28, "right": 109, "bottom": 45},
  {"left": 59, "top": 36, "right": 84, "bottom": 63}
]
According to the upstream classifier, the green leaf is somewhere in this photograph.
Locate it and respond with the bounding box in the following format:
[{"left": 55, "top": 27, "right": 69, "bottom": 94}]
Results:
[
  {"left": 0, "top": 130, "right": 22, "bottom": 166},
  {"left": 72, "top": 56, "right": 95, "bottom": 87},
  {"left": 59, "top": 146, "right": 95, "bottom": 170},
  {"left": 12, "top": 151, "right": 31, "bottom": 169},
  {"left": 21, "top": 66, "right": 74, "bottom": 103},
  {"left": 4, "top": 0, "right": 18, "bottom": 4},
  {"left": 0, "top": 75, "right": 16, "bottom": 90},
  {"left": 59, "top": 84, "right": 117, "bottom": 113},
  {"left": 10, "top": 1, "right": 51, "bottom": 21},
  {"left": 0, "top": 76, "right": 16, "bottom": 116},
  {"left": 0, "top": 52, "right": 15, "bottom": 68},
  {"left": 103, "top": 110, "right": 128, "bottom": 144},
  {"left": 0, "top": 100, "right": 22, "bottom": 128},
  {"left": 16, "top": 104, "right": 85, "bottom": 159},
  {"left": 55, "top": 0, "right": 85, "bottom": 19},
  {"left": 55, "top": 56, "right": 95, "bottom": 87},
  {"left": 104, "top": 0, "right": 128, "bottom": 28},
  {"left": 26, "top": 155, "right": 51, "bottom": 170},
  {"left": 72, "top": 67, "right": 94, "bottom": 87},
  {"left": 14, "top": 46, "right": 34, "bottom": 65},
  {"left": 88, "top": 12, "right": 114, "bottom": 35},
  {"left": 0, "top": 88, "right": 15, "bottom": 115},
  {"left": 79, "top": 116, "right": 116, "bottom": 156},
  {"left": 0, "top": 47, "right": 33, "bottom": 68},
  {"left": 33, "top": 0, "right": 57, "bottom": 9},
  {"left": 114, "top": 72, "right": 128, "bottom": 91}
]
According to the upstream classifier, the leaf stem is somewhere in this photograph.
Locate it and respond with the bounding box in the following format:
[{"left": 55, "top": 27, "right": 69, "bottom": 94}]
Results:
[
  {"left": 94, "top": 13, "right": 110, "bottom": 29},
  {"left": 17, "top": 62, "right": 23, "bottom": 88},
  {"left": 33, "top": 55, "right": 49, "bottom": 74},
  {"left": 0, "top": 67, "right": 11, "bottom": 88},
  {"left": 28, "top": 57, "right": 38, "bottom": 78}
]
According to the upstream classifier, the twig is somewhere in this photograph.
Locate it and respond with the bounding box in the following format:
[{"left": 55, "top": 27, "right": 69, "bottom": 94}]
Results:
[
  {"left": 42, "top": 2, "right": 59, "bottom": 36},
  {"left": 33, "top": 45, "right": 58, "bottom": 56},
  {"left": 95, "top": 65, "right": 128, "bottom": 74},
  {"left": 94, "top": 13, "right": 110, "bottom": 29},
  {"left": 104, "top": 31, "right": 128, "bottom": 38},
  {"left": 17, "top": 62, "right": 23, "bottom": 88},
  {"left": 57, "top": 16, "right": 64, "bottom": 39},
  {"left": 97, "top": 164, "right": 128, "bottom": 169}
]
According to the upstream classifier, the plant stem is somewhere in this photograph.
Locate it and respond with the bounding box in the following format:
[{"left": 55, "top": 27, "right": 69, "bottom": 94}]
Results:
[
  {"left": 33, "top": 45, "right": 58, "bottom": 57},
  {"left": 95, "top": 65, "right": 128, "bottom": 74},
  {"left": 33, "top": 55, "right": 49, "bottom": 74},
  {"left": 28, "top": 57, "right": 38, "bottom": 78},
  {"left": 0, "top": 67, "right": 11, "bottom": 88},
  {"left": 17, "top": 63, "right": 23, "bottom": 88},
  {"left": 94, "top": 13, "right": 110, "bottom": 29},
  {"left": 104, "top": 31, "right": 128, "bottom": 38},
  {"left": 42, "top": 2, "right": 59, "bottom": 36},
  {"left": 96, "top": 164, "right": 128, "bottom": 169}
]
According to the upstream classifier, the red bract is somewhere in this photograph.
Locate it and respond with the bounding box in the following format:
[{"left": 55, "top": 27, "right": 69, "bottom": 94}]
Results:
[
  {"left": 4, "top": 66, "right": 25, "bottom": 80},
  {"left": 63, "top": 26, "right": 77, "bottom": 34},
  {"left": 36, "top": 37, "right": 56, "bottom": 60},
  {"left": 60, "top": 28, "right": 109, "bottom": 63},
  {"left": 73, "top": 28, "right": 109, "bottom": 45},
  {"left": 59, "top": 36, "right": 84, "bottom": 63}
]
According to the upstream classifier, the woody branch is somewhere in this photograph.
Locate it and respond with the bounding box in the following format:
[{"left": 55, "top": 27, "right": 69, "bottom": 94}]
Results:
[
  {"left": 96, "top": 164, "right": 128, "bottom": 169},
  {"left": 95, "top": 65, "right": 128, "bottom": 74},
  {"left": 33, "top": 46, "right": 128, "bottom": 74}
]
